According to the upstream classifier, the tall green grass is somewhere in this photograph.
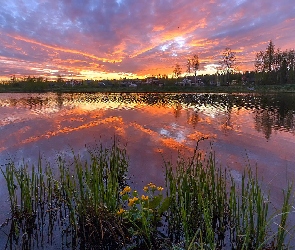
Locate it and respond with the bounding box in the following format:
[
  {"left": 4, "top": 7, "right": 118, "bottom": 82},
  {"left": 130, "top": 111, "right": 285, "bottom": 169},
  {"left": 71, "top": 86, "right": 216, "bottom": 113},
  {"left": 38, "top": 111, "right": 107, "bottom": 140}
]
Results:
[
  {"left": 1, "top": 141, "right": 129, "bottom": 249},
  {"left": 165, "top": 149, "right": 293, "bottom": 249},
  {"left": 1, "top": 141, "right": 294, "bottom": 249},
  {"left": 65, "top": 142, "right": 128, "bottom": 247},
  {"left": 165, "top": 150, "right": 228, "bottom": 249}
]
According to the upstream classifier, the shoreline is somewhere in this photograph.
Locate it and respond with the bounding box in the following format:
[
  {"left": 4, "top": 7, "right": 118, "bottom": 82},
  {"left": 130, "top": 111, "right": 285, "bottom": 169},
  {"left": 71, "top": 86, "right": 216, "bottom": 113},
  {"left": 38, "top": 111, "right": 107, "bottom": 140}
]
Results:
[{"left": 1, "top": 84, "right": 295, "bottom": 94}]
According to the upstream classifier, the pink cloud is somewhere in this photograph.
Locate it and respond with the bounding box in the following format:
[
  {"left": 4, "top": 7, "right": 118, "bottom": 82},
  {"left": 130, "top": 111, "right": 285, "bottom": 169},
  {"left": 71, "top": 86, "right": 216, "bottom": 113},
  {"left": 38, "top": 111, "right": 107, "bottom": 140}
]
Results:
[{"left": 0, "top": 0, "right": 294, "bottom": 79}]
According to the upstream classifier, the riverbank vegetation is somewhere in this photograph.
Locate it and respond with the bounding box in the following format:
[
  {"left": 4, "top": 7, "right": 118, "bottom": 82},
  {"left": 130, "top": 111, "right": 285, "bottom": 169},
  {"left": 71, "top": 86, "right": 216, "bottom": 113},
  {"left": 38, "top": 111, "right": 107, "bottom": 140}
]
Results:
[
  {"left": 1, "top": 40, "right": 294, "bottom": 94},
  {"left": 1, "top": 140, "right": 294, "bottom": 249},
  {"left": 1, "top": 75, "right": 295, "bottom": 94},
  {"left": 255, "top": 41, "right": 295, "bottom": 85}
]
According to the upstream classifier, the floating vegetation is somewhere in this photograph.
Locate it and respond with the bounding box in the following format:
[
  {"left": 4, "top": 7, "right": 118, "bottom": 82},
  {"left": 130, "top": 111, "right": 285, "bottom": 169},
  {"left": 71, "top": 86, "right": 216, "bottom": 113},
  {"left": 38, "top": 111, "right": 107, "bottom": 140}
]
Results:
[{"left": 0, "top": 140, "right": 294, "bottom": 249}]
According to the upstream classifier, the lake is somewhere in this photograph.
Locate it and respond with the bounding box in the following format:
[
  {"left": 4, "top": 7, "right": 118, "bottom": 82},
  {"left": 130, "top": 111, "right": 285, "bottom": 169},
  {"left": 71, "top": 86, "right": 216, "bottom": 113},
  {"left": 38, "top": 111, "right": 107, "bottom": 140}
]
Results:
[{"left": 0, "top": 92, "right": 295, "bottom": 248}]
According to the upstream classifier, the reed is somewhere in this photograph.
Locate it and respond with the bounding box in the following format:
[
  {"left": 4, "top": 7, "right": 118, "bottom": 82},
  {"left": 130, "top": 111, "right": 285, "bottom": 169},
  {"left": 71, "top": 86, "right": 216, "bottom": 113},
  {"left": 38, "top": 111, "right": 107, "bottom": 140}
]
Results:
[
  {"left": 165, "top": 149, "right": 293, "bottom": 249},
  {"left": 275, "top": 184, "right": 293, "bottom": 249},
  {"left": 54, "top": 141, "right": 129, "bottom": 247},
  {"left": 1, "top": 140, "right": 129, "bottom": 249},
  {"left": 1, "top": 141, "right": 294, "bottom": 249},
  {"left": 165, "top": 149, "right": 228, "bottom": 249}
]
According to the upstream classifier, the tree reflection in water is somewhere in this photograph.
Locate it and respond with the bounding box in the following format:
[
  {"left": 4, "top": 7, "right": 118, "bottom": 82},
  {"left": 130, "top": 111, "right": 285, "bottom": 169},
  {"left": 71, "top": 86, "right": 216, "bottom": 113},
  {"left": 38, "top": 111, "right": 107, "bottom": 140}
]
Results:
[{"left": 0, "top": 92, "right": 295, "bottom": 248}]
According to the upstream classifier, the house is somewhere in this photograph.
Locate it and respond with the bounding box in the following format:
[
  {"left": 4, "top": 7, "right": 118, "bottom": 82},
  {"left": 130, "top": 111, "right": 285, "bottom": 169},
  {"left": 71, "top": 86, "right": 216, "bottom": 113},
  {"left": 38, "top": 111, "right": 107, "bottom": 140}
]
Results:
[
  {"left": 182, "top": 76, "right": 204, "bottom": 86},
  {"left": 146, "top": 77, "right": 159, "bottom": 85}
]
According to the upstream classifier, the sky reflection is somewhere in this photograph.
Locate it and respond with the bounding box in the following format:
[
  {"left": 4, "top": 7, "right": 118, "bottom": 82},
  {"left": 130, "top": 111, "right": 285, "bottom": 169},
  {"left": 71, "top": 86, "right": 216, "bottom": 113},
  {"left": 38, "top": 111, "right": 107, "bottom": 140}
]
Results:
[
  {"left": 0, "top": 93, "right": 294, "bottom": 212},
  {"left": 1, "top": 92, "right": 295, "bottom": 249}
]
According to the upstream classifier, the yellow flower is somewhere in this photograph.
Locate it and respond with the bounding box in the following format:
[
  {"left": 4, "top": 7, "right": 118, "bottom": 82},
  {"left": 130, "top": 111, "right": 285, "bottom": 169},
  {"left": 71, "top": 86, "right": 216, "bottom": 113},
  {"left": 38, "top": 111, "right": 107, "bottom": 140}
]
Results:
[
  {"left": 157, "top": 186, "right": 164, "bottom": 191},
  {"left": 124, "top": 186, "right": 131, "bottom": 192},
  {"left": 117, "top": 208, "right": 125, "bottom": 215},
  {"left": 128, "top": 197, "right": 139, "bottom": 207},
  {"left": 120, "top": 186, "right": 131, "bottom": 195},
  {"left": 141, "top": 195, "right": 149, "bottom": 201},
  {"left": 147, "top": 182, "right": 157, "bottom": 189},
  {"left": 143, "top": 186, "right": 149, "bottom": 192}
]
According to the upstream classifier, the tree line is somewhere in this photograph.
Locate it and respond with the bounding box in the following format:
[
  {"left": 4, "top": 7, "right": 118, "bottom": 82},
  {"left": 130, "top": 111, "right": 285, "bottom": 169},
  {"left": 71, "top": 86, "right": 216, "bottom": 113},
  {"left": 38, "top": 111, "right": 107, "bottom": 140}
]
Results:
[
  {"left": 255, "top": 40, "right": 295, "bottom": 84},
  {"left": 174, "top": 48, "right": 237, "bottom": 85},
  {"left": 174, "top": 40, "right": 295, "bottom": 85}
]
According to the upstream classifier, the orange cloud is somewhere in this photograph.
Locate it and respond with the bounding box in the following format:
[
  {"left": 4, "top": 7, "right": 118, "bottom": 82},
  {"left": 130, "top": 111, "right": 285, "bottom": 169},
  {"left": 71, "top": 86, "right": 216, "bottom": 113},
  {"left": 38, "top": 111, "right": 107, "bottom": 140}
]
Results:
[
  {"left": 160, "top": 137, "right": 189, "bottom": 150},
  {"left": 1, "top": 0, "right": 294, "bottom": 79},
  {"left": 7, "top": 33, "right": 121, "bottom": 63},
  {"left": 6, "top": 115, "right": 126, "bottom": 149},
  {"left": 153, "top": 25, "right": 165, "bottom": 32},
  {"left": 187, "top": 131, "right": 215, "bottom": 141}
]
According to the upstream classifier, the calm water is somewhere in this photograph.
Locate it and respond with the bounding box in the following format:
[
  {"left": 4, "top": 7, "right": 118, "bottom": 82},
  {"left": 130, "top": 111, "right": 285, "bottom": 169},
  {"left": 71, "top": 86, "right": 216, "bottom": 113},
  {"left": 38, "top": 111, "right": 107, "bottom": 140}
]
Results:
[{"left": 0, "top": 92, "right": 295, "bottom": 248}]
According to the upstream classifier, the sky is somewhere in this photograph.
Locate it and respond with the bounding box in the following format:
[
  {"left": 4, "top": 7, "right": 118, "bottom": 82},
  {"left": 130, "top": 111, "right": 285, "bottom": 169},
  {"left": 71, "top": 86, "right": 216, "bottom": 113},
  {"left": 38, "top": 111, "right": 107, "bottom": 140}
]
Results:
[{"left": 0, "top": 0, "right": 295, "bottom": 80}]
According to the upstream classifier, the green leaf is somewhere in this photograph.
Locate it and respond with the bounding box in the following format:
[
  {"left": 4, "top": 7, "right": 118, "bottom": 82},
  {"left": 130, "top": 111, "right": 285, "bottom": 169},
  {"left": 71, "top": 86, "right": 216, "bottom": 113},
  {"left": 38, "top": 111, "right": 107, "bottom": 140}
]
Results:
[
  {"left": 159, "top": 197, "right": 170, "bottom": 214},
  {"left": 122, "top": 194, "right": 129, "bottom": 201},
  {"left": 148, "top": 196, "right": 162, "bottom": 209}
]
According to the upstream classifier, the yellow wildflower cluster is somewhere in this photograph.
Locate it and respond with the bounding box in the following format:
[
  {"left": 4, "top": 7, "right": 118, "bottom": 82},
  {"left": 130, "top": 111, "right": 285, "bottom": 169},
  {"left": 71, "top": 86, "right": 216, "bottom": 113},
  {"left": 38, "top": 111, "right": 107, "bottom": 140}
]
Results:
[
  {"left": 148, "top": 182, "right": 157, "bottom": 189},
  {"left": 141, "top": 194, "right": 149, "bottom": 201},
  {"left": 143, "top": 182, "right": 164, "bottom": 192},
  {"left": 120, "top": 186, "right": 131, "bottom": 195},
  {"left": 117, "top": 208, "right": 125, "bottom": 215},
  {"left": 128, "top": 197, "right": 139, "bottom": 207}
]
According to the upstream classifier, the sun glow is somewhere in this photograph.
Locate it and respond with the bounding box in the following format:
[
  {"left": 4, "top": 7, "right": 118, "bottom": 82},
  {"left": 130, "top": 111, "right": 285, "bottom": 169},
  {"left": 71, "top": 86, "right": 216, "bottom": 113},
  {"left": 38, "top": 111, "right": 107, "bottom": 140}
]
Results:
[
  {"left": 78, "top": 70, "right": 140, "bottom": 80},
  {"left": 0, "top": 0, "right": 294, "bottom": 80}
]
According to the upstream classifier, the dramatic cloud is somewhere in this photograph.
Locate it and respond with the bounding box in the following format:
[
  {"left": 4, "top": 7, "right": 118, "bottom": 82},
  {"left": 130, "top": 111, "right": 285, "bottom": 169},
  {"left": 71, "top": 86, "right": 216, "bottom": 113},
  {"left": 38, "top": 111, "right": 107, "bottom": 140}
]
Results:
[{"left": 0, "top": 0, "right": 294, "bottom": 79}]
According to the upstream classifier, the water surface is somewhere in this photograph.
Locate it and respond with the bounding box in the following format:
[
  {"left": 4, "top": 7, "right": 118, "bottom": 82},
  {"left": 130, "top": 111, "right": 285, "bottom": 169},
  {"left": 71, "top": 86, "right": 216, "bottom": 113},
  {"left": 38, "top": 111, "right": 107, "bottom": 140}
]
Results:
[{"left": 0, "top": 92, "right": 295, "bottom": 248}]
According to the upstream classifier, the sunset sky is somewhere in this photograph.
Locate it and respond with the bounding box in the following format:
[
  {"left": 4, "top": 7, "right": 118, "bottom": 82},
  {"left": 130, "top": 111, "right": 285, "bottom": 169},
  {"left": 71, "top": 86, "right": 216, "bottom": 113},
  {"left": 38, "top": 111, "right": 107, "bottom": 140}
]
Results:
[{"left": 1, "top": 0, "right": 295, "bottom": 80}]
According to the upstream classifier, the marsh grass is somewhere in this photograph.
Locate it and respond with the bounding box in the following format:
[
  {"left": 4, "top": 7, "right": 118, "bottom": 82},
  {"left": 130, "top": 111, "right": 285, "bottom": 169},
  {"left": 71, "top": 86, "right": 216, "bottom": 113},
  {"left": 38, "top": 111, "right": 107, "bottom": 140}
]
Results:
[
  {"left": 1, "top": 140, "right": 129, "bottom": 249},
  {"left": 165, "top": 148, "right": 294, "bottom": 249},
  {"left": 0, "top": 141, "right": 294, "bottom": 249},
  {"left": 165, "top": 150, "right": 228, "bottom": 249}
]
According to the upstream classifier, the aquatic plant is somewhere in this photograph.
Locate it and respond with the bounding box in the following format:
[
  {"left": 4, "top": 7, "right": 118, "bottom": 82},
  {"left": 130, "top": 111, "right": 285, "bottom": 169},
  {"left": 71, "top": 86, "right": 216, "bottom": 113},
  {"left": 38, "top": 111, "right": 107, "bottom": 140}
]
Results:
[
  {"left": 1, "top": 140, "right": 129, "bottom": 249},
  {"left": 164, "top": 148, "right": 294, "bottom": 249},
  {"left": 117, "top": 182, "right": 169, "bottom": 248},
  {"left": 0, "top": 141, "right": 294, "bottom": 249}
]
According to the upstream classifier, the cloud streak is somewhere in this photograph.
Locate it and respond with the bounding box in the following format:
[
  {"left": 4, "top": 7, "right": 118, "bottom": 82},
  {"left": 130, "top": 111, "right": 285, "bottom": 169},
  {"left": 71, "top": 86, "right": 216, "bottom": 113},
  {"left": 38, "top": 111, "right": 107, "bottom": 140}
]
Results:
[{"left": 0, "top": 0, "right": 294, "bottom": 79}]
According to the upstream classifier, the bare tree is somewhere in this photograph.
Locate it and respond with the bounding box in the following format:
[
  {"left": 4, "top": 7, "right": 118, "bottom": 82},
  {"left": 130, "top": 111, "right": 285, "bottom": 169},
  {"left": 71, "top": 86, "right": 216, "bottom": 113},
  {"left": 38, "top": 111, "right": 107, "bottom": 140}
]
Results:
[
  {"left": 186, "top": 59, "right": 192, "bottom": 75},
  {"left": 173, "top": 63, "right": 182, "bottom": 83},
  {"left": 221, "top": 48, "right": 236, "bottom": 84},
  {"left": 192, "top": 55, "right": 200, "bottom": 84},
  {"left": 255, "top": 51, "right": 265, "bottom": 72},
  {"left": 187, "top": 54, "right": 200, "bottom": 84}
]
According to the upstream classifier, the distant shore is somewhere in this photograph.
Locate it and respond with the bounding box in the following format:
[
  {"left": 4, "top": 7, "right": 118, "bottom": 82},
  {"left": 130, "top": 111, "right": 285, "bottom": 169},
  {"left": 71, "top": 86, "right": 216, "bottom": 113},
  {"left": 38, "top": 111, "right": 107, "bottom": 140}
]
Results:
[{"left": 1, "top": 83, "right": 295, "bottom": 94}]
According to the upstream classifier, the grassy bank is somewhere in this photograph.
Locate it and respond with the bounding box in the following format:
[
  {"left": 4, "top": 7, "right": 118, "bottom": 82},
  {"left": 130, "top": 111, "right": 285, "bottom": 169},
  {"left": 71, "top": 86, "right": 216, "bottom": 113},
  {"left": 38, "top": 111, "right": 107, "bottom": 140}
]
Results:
[{"left": 0, "top": 141, "right": 294, "bottom": 249}]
